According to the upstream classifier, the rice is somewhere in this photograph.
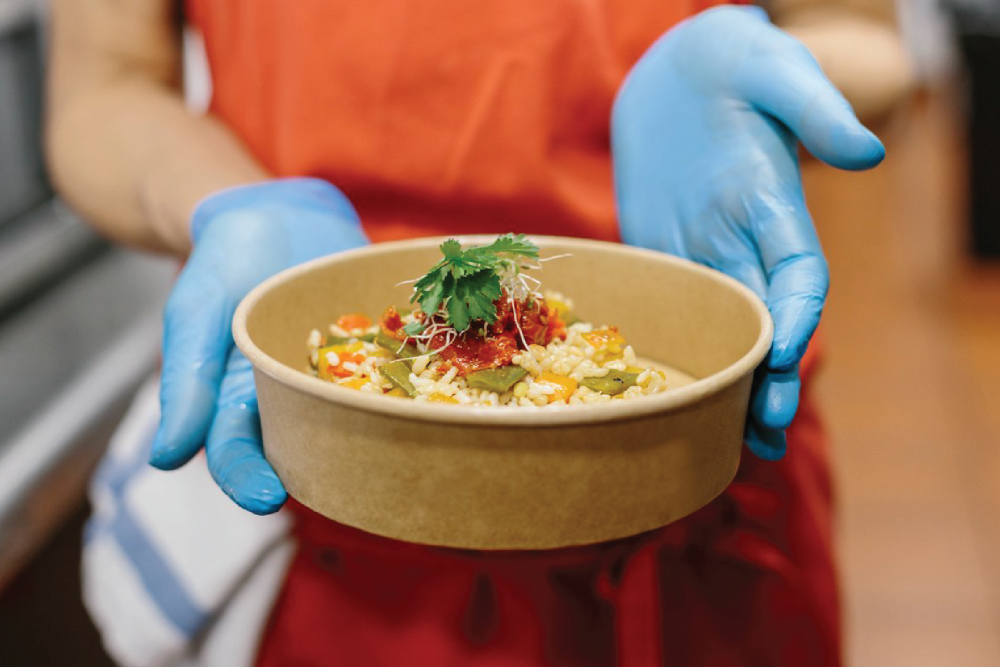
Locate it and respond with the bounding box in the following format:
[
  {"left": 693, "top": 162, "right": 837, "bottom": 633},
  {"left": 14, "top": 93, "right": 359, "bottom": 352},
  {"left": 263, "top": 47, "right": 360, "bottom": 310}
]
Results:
[{"left": 306, "top": 297, "right": 669, "bottom": 407}]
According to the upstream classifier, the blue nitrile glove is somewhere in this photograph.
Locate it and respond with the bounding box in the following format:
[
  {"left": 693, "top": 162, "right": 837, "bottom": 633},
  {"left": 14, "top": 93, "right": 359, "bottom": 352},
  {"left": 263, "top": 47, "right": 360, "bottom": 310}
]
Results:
[
  {"left": 149, "top": 178, "right": 369, "bottom": 513},
  {"left": 612, "top": 6, "right": 884, "bottom": 460}
]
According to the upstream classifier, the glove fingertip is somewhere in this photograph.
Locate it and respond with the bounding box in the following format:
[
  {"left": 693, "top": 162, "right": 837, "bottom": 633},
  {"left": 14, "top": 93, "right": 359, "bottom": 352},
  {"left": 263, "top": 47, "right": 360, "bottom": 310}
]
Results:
[
  {"left": 224, "top": 467, "right": 288, "bottom": 515},
  {"left": 827, "top": 125, "right": 886, "bottom": 171},
  {"left": 745, "top": 421, "right": 787, "bottom": 461},
  {"left": 768, "top": 338, "right": 806, "bottom": 374},
  {"left": 148, "top": 435, "right": 188, "bottom": 470},
  {"left": 151, "top": 378, "right": 217, "bottom": 469},
  {"left": 749, "top": 368, "right": 800, "bottom": 433}
]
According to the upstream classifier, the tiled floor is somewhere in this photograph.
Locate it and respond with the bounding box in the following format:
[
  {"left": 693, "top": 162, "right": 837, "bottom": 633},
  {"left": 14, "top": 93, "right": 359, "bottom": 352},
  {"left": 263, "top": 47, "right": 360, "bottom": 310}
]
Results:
[{"left": 803, "top": 93, "right": 1000, "bottom": 666}]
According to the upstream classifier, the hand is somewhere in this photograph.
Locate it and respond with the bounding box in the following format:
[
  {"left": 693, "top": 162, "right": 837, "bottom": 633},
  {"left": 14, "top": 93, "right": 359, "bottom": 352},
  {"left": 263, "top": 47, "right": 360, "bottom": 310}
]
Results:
[
  {"left": 149, "top": 178, "right": 369, "bottom": 513},
  {"left": 612, "top": 6, "right": 884, "bottom": 460}
]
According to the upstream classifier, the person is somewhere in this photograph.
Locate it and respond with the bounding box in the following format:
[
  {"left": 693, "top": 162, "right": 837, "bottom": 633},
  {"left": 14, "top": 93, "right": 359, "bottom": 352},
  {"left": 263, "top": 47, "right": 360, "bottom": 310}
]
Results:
[{"left": 46, "top": 1, "right": 911, "bottom": 666}]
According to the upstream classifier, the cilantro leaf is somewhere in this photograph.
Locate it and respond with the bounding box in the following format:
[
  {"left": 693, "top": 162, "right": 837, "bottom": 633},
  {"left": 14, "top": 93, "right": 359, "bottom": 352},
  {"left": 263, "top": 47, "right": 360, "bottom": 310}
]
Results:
[
  {"left": 474, "top": 233, "right": 539, "bottom": 259},
  {"left": 445, "top": 269, "right": 502, "bottom": 333},
  {"left": 446, "top": 293, "right": 470, "bottom": 332},
  {"left": 418, "top": 276, "right": 447, "bottom": 318},
  {"left": 406, "top": 234, "right": 539, "bottom": 333},
  {"left": 457, "top": 269, "right": 503, "bottom": 324},
  {"left": 402, "top": 320, "right": 425, "bottom": 335},
  {"left": 440, "top": 239, "right": 463, "bottom": 259}
]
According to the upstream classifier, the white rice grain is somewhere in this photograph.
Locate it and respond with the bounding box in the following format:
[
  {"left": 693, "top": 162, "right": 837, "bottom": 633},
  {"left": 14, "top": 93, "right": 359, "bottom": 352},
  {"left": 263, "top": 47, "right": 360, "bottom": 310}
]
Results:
[{"left": 307, "top": 329, "right": 322, "bottom": 348}]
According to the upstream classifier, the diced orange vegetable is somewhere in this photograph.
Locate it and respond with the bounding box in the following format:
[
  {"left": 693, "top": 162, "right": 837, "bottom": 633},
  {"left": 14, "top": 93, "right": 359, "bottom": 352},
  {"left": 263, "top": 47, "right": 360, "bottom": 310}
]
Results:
[
  {"left": 427, "top": 393, "right": 459, "bottom": 404},
  {"left": 336, "top": 313, "right": 373, "bottom": 331},
  {"left": 537, "top": 372, "right": 578, "bottom": 403},
  {"left": 582, "top": 327, "right": 625, "bottom": 352},
  {"left": 317, "top": 346, "right": 365, "bottom": 380},
  {"left": 333, "top": 353, "right": 364, "bottom": 378},
  {"left": 582, "top": 327, "right": 626, "bottom": 361},
  {"left": 328, "top": 341, "right": 364, "bottom": 355},
  {"left": 338, "top": 377, "right": 370, "bottom": 390}
]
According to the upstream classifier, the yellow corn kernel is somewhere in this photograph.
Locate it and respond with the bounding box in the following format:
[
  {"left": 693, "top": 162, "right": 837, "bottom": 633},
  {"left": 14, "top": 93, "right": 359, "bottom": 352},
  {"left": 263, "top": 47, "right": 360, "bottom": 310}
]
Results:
[
  {"left": 625, "top": 365, "right": 644, "bottom": 374},
  {"left": 537, "top": 372, "right": 578, "bottom": 403},
  {"left": 427, "top": 393, "right": 458, "bottom": 404},
  {"left": 545, "top": 297, "right": 571, "bottom": 317},
  {"left": 316, "top": 346, "right": 340, "bottom": 380},
  {"left": 386, "top": 387, "right": 408, "bottom": 398},
  {"left": 338, "top": 376, "right": 370, "bottom": 390}
]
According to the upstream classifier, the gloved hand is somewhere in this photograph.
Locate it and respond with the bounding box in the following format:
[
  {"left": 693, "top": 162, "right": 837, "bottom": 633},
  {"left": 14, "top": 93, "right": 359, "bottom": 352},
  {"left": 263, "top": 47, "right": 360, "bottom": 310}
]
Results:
[
  {"left": 612, "top": 6, "right": 884, "bottom": 460},
  {"left": 149, "top": 178, "right": 369, "bottom": 513}
]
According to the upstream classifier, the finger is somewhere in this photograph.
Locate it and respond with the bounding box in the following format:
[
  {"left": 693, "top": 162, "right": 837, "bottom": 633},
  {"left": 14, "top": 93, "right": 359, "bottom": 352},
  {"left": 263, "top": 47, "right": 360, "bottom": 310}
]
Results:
[
  {"left": 150, "top": 268, "right": 233, "bottom": 470},
  {"left": 745, "top": 419, "right": 787, "bottom": 461},
  {"left": 750, "top": 193, "right": 829, "bottom": 372},
  {"left": 206, "top": 349, "right": 286, "bottom": 515},
  {"left": 735, "top": 30, "right": 885, "bottom": 171},
  {"left": 714, "top": 255, "right": 768, "bottom": 304},
  {"left": 767, "top": 252, "right": 827, "bottom": 371},
  {"left": 750, "top": 366, "right": 800, "bottom": 431}
]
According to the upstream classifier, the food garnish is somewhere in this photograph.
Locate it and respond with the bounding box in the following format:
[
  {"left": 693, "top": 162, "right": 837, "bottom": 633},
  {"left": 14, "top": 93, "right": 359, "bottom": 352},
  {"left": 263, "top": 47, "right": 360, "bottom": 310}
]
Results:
[
  {"left": 306, "top": 234, "right": 670, "bottom": 406},
  {"left": 404, "top": 234, "right": 540, "bottom": 335}
]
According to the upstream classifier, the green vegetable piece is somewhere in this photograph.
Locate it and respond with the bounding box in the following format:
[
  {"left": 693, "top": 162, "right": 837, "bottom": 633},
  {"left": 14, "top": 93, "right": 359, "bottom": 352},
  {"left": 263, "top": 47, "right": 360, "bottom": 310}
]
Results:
[
  {"left": 325, "top": 333, "right": 375, "bottom": 346},
  {"left": 375, "top": 328, "right": 420, "bottom": 361},
  {"left": 580, "top": 370, "right": 639, "bottom": 396},
  {"left": 466, "top": 366, "right": 529, "bottom": 393},
  {"left": 382, "top": 360, "right": 417, "bottom": 397}
]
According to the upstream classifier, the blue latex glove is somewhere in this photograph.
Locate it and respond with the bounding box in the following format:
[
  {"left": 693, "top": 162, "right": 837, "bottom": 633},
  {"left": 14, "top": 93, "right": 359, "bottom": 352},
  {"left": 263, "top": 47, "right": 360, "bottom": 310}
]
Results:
[
  {"left": 612, "top": 7, "right": 884, "bottom": 460},
  {"left": 149, "top": 178, "right": 369, "bottom": 513}
]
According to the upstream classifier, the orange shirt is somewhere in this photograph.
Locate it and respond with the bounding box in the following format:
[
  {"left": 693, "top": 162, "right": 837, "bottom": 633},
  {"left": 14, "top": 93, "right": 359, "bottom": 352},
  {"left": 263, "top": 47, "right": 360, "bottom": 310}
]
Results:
[{"left": 186, "top": 0, "right": 735, "bottom": 243}]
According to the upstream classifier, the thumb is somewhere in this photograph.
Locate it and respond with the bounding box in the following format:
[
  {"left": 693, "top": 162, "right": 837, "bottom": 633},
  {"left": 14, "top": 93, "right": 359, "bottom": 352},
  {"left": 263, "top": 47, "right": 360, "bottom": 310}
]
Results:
[
  {"left": 150, "top": 268, "right": 232, "bottom": 469},
  {"left": 735, "top": 30, "right": 885, "bottom": 171}
]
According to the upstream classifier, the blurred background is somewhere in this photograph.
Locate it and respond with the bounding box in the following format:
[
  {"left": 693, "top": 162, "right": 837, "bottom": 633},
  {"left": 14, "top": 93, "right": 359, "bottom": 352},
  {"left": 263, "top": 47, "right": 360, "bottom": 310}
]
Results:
[{"left": 0, "top": 0, "right": 998, "bottom": 665}]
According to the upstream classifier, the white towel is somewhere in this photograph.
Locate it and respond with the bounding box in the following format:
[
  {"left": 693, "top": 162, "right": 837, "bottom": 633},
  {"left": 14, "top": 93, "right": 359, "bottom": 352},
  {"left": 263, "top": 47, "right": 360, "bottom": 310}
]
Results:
[{"left": 83, "top": 377, "right": 293, "bottom": 667}]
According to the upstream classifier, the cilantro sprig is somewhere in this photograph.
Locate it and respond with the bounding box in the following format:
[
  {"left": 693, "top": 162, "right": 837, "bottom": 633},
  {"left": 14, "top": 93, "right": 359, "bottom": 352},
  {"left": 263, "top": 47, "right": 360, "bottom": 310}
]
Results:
[{"left": 404, "top": 234, "right": 539, "bottom": 334}]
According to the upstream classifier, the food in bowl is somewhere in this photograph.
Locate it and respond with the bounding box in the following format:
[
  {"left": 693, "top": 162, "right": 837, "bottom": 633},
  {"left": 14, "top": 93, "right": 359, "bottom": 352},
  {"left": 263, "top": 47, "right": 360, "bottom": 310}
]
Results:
[
  {"left": 305, "top": 234, "right": 669, "bottom": 406},
  {"left": 233, "top": 235, "right": 773, "bottom": 548}
]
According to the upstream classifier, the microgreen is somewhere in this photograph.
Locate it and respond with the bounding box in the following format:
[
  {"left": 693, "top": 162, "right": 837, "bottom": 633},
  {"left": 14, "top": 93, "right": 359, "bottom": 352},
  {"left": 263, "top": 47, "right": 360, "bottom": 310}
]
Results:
[{"left": 404, "top": 234, "right": 539, "bottom": 334}]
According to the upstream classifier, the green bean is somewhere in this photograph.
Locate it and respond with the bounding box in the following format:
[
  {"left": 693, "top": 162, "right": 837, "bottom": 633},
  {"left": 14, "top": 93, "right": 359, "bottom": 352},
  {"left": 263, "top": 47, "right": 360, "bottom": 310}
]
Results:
[
  {"left": 580, "top": 370, "right": 638, "bottom": 396},
  {"left": 466, "top": 366, "right": 529, "bottom": 393},
  {"left": 382, "top": 360, "right": 418, "bottom": 397}
]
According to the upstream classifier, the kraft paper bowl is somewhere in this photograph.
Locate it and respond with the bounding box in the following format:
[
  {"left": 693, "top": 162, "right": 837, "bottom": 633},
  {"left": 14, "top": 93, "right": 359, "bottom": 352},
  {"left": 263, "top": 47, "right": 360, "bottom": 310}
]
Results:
[{"left": 233, "top": 236, "right": 772, "bottom": 550}]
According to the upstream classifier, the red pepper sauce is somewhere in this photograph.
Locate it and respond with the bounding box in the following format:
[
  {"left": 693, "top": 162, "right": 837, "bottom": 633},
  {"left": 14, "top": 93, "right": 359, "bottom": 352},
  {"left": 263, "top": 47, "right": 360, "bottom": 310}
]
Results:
[
  {"left": 379, "top": 306, "right": 406, "bottom": 339},
  {"left": 379, "top": 296, "right": 567, "bottom": 376}
]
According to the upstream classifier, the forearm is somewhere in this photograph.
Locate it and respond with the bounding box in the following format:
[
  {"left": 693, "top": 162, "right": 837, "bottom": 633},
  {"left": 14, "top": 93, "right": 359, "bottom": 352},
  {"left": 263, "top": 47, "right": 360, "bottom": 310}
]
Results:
[
  {"left": 769, "top": 1, "right": 914, "bottom": 121},
  {"left": 47, "top": 82, "right": 267, "bottom": 255},
  {"left": 45, "top": 0, "right": 268, "bottom": 256}
]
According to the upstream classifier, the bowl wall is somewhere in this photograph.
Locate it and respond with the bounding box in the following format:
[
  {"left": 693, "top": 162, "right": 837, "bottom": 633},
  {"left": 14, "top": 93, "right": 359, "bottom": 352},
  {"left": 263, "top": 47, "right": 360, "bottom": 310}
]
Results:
[{"left": 235, "top": 237, "right": 772, "bottom": 548}]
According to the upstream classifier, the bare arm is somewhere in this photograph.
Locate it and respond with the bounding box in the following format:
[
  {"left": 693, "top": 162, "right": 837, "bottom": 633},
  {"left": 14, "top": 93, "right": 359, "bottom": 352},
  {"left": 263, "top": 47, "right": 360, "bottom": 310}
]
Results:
[
  {"left": 769, "top": 0, "right": 915, "bottom": 121},
  {"left": 46, "top": 0, "right": 268, "bottom": 256}
]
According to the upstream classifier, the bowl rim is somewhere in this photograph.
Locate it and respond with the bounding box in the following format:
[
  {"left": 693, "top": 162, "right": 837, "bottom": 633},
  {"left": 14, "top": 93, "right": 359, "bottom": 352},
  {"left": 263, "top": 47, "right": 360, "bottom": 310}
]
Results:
[{"left": 233, "top": 235, "right": 773, "bottom": 427}]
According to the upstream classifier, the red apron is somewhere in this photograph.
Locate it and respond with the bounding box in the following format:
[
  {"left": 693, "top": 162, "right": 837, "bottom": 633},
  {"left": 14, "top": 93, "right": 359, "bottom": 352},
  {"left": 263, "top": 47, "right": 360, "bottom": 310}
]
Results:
[{"left": 185, "top": 1, "right": 838, "bottom": 664}]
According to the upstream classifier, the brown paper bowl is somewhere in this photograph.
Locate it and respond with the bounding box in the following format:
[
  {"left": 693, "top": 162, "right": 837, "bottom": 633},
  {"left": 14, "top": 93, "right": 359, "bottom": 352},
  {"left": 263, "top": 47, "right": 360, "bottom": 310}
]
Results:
[{"left": 233, "top": 236, "right": 772, "bottom": 550}]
